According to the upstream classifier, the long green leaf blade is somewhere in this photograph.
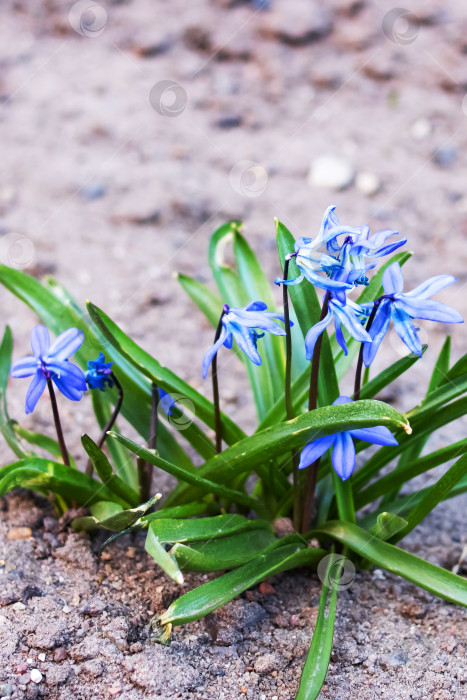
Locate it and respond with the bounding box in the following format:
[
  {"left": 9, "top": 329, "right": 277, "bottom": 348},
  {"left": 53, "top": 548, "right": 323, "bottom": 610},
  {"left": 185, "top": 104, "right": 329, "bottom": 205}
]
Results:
[
  {"left": 296, "top": 552, "right": 341, "bottom": 700},
  {"left": 314, "top": 521, "right": 467, "bottom": 606}
]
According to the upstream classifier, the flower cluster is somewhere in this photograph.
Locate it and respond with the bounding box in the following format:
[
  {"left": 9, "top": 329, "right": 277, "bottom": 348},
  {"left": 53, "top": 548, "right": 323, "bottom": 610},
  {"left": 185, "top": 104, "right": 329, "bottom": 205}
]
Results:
[{"left": 202, "top": 206, "right": 463, "bottom": 480}]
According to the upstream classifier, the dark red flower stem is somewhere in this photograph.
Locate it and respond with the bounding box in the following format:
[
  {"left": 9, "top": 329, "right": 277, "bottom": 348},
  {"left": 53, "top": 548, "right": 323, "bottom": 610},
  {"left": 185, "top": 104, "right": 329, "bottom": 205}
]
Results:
[{"left": 46, "top": 378, "right": 70, "bottom": 467}]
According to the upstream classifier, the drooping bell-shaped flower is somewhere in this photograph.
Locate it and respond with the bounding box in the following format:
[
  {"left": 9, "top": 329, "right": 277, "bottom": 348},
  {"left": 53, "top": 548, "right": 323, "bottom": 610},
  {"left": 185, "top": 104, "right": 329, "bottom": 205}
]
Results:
[
  {"left": 362, "top": 262, "right": 464, "bottom": 366},
  {"left": 202, "top": 301, "right": 288, "bottom": 378},
  {"left": 298, "top": 396, "right": 398, "bottom": 480}
]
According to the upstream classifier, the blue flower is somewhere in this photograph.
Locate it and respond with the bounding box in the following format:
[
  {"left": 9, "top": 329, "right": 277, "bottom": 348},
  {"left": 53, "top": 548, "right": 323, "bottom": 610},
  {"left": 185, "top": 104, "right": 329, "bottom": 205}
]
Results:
[
  {"left": 363, "top": 262, "right": 464, "bottom": 366},
  {"left": 10, "top": 325, "right": 87, "bottom": 414},
  {"left": 298, "top": 396, "right": 398, "bottom": 480},
  {"left": 304, "top": 296, "right": 371, "bottom": 360},
  {"left": 86, "top": 352, "right": 114, "bottom": 391},
  {"left": 202, "top": 301, "right": 288, "bottom": 378},
  {"left": 159, "top": 388, "right": 175, "bottom": 416}
]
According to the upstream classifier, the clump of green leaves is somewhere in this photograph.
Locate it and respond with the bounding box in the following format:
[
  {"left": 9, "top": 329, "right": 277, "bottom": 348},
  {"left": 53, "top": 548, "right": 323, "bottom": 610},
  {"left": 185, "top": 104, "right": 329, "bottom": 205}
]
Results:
[{"left": 0, "top": 215, "right": 466, "bottom": 700}]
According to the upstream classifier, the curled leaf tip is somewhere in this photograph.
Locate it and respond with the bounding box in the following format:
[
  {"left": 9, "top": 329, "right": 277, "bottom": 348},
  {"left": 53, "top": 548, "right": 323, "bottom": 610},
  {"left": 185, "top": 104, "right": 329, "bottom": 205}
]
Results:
[{"left": 148, "top": 616, "right": 173, "bottom": 646}]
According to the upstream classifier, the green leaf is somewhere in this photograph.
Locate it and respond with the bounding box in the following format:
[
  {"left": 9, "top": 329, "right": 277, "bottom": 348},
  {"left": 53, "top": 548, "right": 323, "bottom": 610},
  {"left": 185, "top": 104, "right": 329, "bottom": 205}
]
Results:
[
  {"left": 170, "top": 528, "right": 276, "bottom": 572},
  {"left": 353, "top": 396, "right": 467, "bottom": 491},
  {"left": 0, "top": 267, "right": 196, "bottom": 468},
  {"left": 177, "top": 273, "right": 224, "bottom": 327},
  {"left": 109, "top": 432, "right": 266, "bottom": 515},
  {"left": 78, "top": 493, "right": 162, "bottom": 533},
  {"left": 358, "top": 346, "right": 427, "bottom": 400},
  {"left": 355, "top": 438, "right": 467, "bottom": 509},
  {"left": 369, "top": 512, "right": 408, "bottom": 541},
  {"left": 81, "top": 434, "right": 140, "bottom": 508},
  {"left": 0, "top": 326, "right": 29, "bottom": 459},
  {"left": 314, "top": 521, "right": 467, "bottom": 606},
  {"left": 192, "top": 399, "right": 409, "bottom": 485},
  {"left": 296, "top": 551, "right": 341, "bottom": 700},
  {"left": 90, "top": 390, "right": 138, "bottom": 489},
  {"left": 233, "top": 229, "right": 285, "bottom": 400},
  {"left": 143, "top": 502, "right": 216, "bottom": 522},
  {"left": 157, "top": 542, "right": 326, "bottom": 628},
  {"left": 0, "top": 458, "right": 129, "bottom": 507},
  {"left": 390, "top": 452, "right": 467, "bottom": 543},
  {"left": 145, "top": 514, "right": 272, "bottom": 544},
  {"left": 145, "top": 522, "right": 184, "bottom": 584},
  {"left": 12, "top": 424, "right": 76, "bottom": 467},
  {"left": 87, "top": 301, "right": 245, "bottom": 449},
  {"left": 91, "top": 501, "right": 123, "bottom": 521},
  {"left": 427, "top": 336, "right": 451, "bottom": 395}
]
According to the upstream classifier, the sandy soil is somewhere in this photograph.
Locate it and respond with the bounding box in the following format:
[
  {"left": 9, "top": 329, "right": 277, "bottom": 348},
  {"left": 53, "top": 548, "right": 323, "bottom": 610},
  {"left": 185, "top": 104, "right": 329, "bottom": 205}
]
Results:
[{"left": 1, "top": 0, "right": 467, "bottom": 698}]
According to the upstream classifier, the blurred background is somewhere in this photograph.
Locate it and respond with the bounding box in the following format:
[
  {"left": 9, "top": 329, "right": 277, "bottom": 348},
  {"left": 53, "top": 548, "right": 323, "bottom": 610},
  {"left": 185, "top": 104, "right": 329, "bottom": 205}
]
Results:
[{"left": 1, "top": 0, "right": 467, "bottom": 440}]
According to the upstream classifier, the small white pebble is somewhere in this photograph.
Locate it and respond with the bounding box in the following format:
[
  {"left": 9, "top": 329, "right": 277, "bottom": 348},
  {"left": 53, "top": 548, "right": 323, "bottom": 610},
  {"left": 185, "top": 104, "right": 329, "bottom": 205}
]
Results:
[
  {"left": 410, "top": 118, "right": 431, "bottom": 140},
  {"left": 12, "top": 602, "right": 26, "bottom": 611},
  {"left": 62, "top": 605, "right": 71, "bottom": 614},
  {"left": 356, "top": 171, "right": 381, "bottom": 196},
  {"left": 38, "top": 653, "right": 46, "bottom": 662},
  {"left": 30, "top": 669, "right": 42, "bottom": 684}
]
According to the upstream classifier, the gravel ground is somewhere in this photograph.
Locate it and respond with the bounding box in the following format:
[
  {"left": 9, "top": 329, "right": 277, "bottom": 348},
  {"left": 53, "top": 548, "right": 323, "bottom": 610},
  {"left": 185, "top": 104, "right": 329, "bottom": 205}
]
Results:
[{"left": 1, "top": 0, "right": 467, "bottom": 698}]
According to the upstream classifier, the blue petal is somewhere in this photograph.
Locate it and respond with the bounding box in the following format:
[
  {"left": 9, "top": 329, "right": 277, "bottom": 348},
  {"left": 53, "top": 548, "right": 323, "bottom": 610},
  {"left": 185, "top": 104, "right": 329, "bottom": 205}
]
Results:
[
  {"left": 304, "top": 310, "right": 333, "bottom": 360},
  {"left": 10, "top": 356, "right": 38, "bottom": 378},
  {"left": 382, "top": 262, "right": 404, "bottom": 295},
  {"left": 298, "top": 435, "right": 336, "bottom": 469},
  {"left": 392, "top": 304, "right": 423, "bottom": 356},
  {"left": 334, "top": 318, "right": 348, "bottom": 355},
  {"left": 350, "top": 426, "right": 398, "bottom": 446},
  {"left": 229, "top": 310, "right": 286, "bottom": 335},
  {"left": 294, "top": 236, "right": 312, "bottom": 252},
  {"left": 366, "top": 238, "right": 407, "bottom": 258},
  {"left": 48, "top": 328, "right": 84, "bottom": 362},
  {"left": 403, "top": 274, "right": 457, "bottom": 300},
  {"left": 233, "top": 325, "right": 262, "bottom": 366},
  {"left": 47, "top": 360, "right": 87, "bottom": 391},
  {"left": 25, "top": 371, "right": 47, "bottom": 414},
  {"left": 332, "top": 432, "right": 356, "bottom": 480},
  {"left": 202, "top": 326, "right": 229, "bottom": 379},
  {"left": 52, "top": 375, "right": 85, "bottom": 401},
  {"left": 362, "top": 299, "right": 392, "bottom": 367},
  {"left": 159, "top": 391, "right": 175, "bottom": 415},
  {"left": 298, "top": 265, "right": 352, "bottom": 292},
  {"left": 330, "top": 301, "right": 371, "bottom": 343},
  {"left": 30, "top": 326, "right": 50, "bottom": 360},
  {"left": 274, "top": 273, "right": 304, "bottom": 286},
  {"left": 333, "top": 395, "right": 353, "bottom": 405},
  {"left": 244, "top": 301, "right": 267, "bottom": 311},
  {"left": 395, "top": 297, "right": 464, "bottom": 324},
  {"left": 319, "top": 205, "right": 339, "bottom": 238}
]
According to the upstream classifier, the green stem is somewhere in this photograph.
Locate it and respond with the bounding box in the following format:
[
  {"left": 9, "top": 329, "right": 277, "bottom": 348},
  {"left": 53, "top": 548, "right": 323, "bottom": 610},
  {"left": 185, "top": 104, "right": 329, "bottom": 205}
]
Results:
[
  {"left": 282, "top": 256, "right": 301, "bottom": 532},
  {"left": 140, "top": 383, "right": 159, "bottom": 502},
  {"left": 86, "top": 372, "right": 123, "bottom": 476},
  {"left": 301, "top": 291, "right": 331, "bottom": 533}
]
